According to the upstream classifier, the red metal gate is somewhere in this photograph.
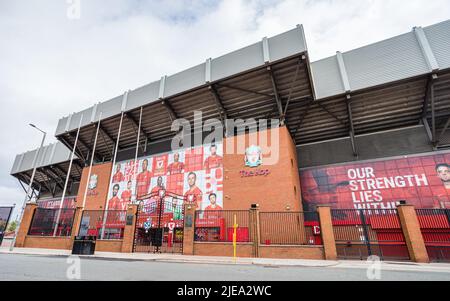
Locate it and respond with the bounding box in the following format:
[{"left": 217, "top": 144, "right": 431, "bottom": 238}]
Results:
[
  {"left": 331, "top": 209, "right": 410, "bottom": 261},
  {"left": 416, "top": 209, "right": 450, "bottom": 262}
]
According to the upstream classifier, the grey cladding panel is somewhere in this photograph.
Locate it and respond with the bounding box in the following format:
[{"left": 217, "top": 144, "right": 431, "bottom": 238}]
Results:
[
  {"left": 126, "top": 81, "right": 160, "bottom": 111},
  {"left": 268, "top": 26, "right": 307, "bottom": 62},
  {"left": 211, "top": 42, "right": 264, "bottom": 81},
  {"left": 310, "top": 56, "right": 345, "bottom": 99},
  {"left": 11, "top": 142, "right": 75, "bottom": 174},
  {"left": 165, "top": 63, "right": 206, "bottom": 97},
  {"left": 424, "top": 20, "right": 450, "bottom": 70},
  {"left": 55, "top": 116, "right": 69, "bottom": 136},
  {"left": 343, "top": 32, "right": 429, "bottom": 91},
  {"left": 96, "top": 95, "right": 123, "bottom": 120},
  {"left": 69, "top": 108, "right": 93, "bottom": 130}
]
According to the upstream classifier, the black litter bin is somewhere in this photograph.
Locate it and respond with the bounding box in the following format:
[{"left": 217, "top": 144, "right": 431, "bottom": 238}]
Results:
[{"left": 72, "top": 235, "right": 96, "bottom": 255}]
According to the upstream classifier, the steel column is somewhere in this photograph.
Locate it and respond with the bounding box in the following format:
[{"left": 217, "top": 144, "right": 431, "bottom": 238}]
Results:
[{"left": 53, "top": 114, "right": 84, "bottom": 237}]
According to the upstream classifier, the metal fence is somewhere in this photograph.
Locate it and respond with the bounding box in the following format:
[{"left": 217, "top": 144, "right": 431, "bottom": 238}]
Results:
[
  {"left": 259, "top": 212, "right": 321, "bottom": 245},
  {"left": 78, "top": 210, "right": 127, "bottom": 240},
  {"left": 331, "top": 209, "right": 409, "bottom": 261},
  {"left": 28, "top": 208, "right": 75, "bottom": 237},
  {"left": 194, "top": 210, "right": 252, "bottom": 242},
  {"left": 416, "top": 209, "right": 450, "bottom": 262}
]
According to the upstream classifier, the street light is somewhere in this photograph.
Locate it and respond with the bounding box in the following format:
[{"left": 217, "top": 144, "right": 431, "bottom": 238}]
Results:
[{"left": 10, "top": 124, "right": 47, "bottom": 251}]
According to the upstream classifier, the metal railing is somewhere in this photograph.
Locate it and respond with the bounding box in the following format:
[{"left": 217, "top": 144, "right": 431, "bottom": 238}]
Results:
[
  {"left": 194, "top": 210, "right": 252, "bottom": 242},
  {"left": 78, "top": 210, "right": 127, "bottom": 240},
  {"left": 416, "top": 209, "right": 450, "bottom": 262},
  {"left": 28, "top": 208, "right": 75, "bottom": 237},
  {"left": 259, "top": 211, "right": 321, "bottom": 245}
]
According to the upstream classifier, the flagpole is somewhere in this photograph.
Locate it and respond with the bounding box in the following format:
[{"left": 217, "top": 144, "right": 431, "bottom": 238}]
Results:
[{"left": 133, "top": 107, "right": 143, "bottom": 205}]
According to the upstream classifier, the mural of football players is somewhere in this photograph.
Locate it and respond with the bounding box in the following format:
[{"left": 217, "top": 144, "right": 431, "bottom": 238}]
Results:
[
  {"left": 167, "top": 152, "right": 185, "bottom": 175},
  {"left": 108, "top": 184, "right": 123, "bottom": 210},
  {"left": 112, "top": 163, "right": 125, "bottom": 183},
  {"left": 204, "top": 144, "right": 223, "bottom": 171},
  {"left": 184, "top": 172, "right": 203, "bottom": 209},
  {"left": 121, "top": 180, "right": 132, "bottom": 205},
  {"left": 434, "top": 163, "right": 450, "bottom": 208},
  {"left": 135, "top": 159, "right": 152, "bottom": 200}
]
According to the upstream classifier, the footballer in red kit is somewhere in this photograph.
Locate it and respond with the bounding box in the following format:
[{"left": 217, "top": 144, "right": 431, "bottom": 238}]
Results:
[
  {"left": 167, "top": 153, "right": 185, "bottom": 175},
  {"left": 136, "top": 159, "right": 152, "bottom": 200},
  {"left": 120, "top": 180, "right": 133, "bottom": 205},
  {"left": 151, "top": 176, "right": 165, "bottom": 195},
  {"left": 108, "top": 184, "right": 124, "bottom": 210},
  {"left": 112, "top": 163, "right": 125, "bottom": 183},
  {"left": 204, "top": 144, "right": 223, "bottom": 171},
  {"left": 184, "top": 172, "right": 203, "bottom": 209},
  {"left": 433, "top": 163, "right": 450, "bottom": 208}
]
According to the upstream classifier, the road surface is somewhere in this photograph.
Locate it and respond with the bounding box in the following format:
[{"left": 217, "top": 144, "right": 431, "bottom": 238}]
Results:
[{"left": 1, "top": 253, "right": 450, "bottom": 281}]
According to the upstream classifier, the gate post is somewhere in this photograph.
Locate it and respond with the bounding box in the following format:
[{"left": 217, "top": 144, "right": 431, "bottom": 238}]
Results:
[
  {"left": 397, "top": 205, "right": 429, "bottom": 263},
  {"left": 182, "top": 204, "right": 196, "bottom": 255},
  {"left": 15, "top": 203, "right": 38, "bottom": 248},
  {"left": 317, "top": 206, "right": 337, "bottom": 260},
  {"left": 69, "top": 206, "right": 84, "bottom": 250},
  {"left": 249, "top": 206, "right": 260, "bottom": 258},
  {"left": 122, "top": 204, "right": 139, "bottom": 253}
]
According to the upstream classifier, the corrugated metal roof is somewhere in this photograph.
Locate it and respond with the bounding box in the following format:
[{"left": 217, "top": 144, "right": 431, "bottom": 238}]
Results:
[
  {"left": 10, "top": 141, "right": 76, "bottom": 175},
  {"left": 311, "top": 19, "right": 450, "bottom": 100},
  {"left": 55, "top": 25, "right": 308, "bottom": 136}
]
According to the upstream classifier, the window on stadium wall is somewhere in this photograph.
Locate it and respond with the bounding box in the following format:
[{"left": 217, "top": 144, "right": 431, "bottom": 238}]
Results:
[
  {"left": 300, "top": 151, "right": 450, "bottom": 211},
  {"left": 107, "top": 142, "right": 224, "bottom": 213},
  {"left": 37, "top": 196, "right": 76, "bottom": 209}
]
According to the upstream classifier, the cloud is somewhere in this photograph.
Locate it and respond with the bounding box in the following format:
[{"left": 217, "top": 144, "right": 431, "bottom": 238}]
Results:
[{"left": 1, "top": 0, "right": 449, "bottom": 209}]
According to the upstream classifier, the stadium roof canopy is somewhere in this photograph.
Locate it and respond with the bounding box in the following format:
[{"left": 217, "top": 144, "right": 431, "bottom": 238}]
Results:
[
  {"left": 10, "top": 141, "right": 82, "bottom": 194},
  {"left": 10, "top": 19, "right": 450, "bottom": 194}
]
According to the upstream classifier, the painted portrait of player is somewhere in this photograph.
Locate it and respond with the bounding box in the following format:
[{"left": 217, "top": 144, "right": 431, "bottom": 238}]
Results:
[
  {"left": 203, "top": 144, "right": 223, "bottom": 171},
  {"left": 108, "top": 184, "right": 125, "bottom": 210},
  {"left": 433, "top": 163, "right": 450, "bottom": 208},
  {"left": 135, "top": 158, "right": 153, "bottom": 201},
  {"left": 167, "top": 152, "right": 185, "bottom": 175},
  {"left": 183, "top": 171, "right": 205, "bottom": 210},
  {"left": 112, "top": 163, "right": 125, "bottom": 183}
]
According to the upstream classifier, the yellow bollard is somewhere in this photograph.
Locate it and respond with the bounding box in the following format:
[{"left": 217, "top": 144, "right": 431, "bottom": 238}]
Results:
[{"left": 233, "top": 214, "right": 238, "bottom": 263}]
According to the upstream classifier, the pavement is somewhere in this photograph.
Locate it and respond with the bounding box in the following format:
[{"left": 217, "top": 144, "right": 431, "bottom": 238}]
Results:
[{"left": 1, "top": 246, "right": 450, "bottom": 274}]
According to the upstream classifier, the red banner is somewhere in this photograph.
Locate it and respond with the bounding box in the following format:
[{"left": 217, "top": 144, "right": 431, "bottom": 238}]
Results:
[{"left": 300, "top": 152, "right": 450, "bottom": 210}]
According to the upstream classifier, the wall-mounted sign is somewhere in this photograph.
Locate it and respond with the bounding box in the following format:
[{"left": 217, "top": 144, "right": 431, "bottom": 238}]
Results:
[
  {"left": 87, "top": 174, "right": 99, "bottom": 196},
  {"left": 244, "top": 145, "right": 262, "bottom": 168},
  {"left": 239, "top": 169, "right": 270, "bottom": 177}
]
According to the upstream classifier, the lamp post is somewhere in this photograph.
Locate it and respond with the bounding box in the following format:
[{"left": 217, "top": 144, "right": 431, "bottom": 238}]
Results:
[{"left": 9, "top": 124, "right": 46, "bottom": 251}]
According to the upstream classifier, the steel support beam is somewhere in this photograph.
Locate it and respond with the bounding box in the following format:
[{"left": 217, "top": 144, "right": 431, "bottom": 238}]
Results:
[
  {"left": 421, "top": 74, "right": 438, "bottom": 119},
  {"left": 216, "top": 83, "right": 273, "bottom": 98},
  {"left": 161, "top": 100, "right": 178, "bottom": 122},
  {"left": 125, "top": 112, "right": 150, "bottom": 142},
  {"left": 267, "top": 66, "right": 284, "bottom": 122},
  {"left": 99, "top": 125, "right": 117, "bottom": 149},
  {"left": 39, "top": 167, "right": 64, "bottom": 191},
  {"left": 437, "top": 116, "right": 450, "bottom": 146},
  {"left": 316, "top": 101, "right": 347, "bottom": 127},
  {"left": 346, "top": 97, "right": 358, "bottom": 157},
  {"left": 209, "top": 85, "right": 227, "bottom": 122}
]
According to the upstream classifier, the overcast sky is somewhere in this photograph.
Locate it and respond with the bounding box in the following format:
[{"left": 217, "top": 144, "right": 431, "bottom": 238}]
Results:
[{"left": 1, "top": 0, "right": 450, "bottom": 218}]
